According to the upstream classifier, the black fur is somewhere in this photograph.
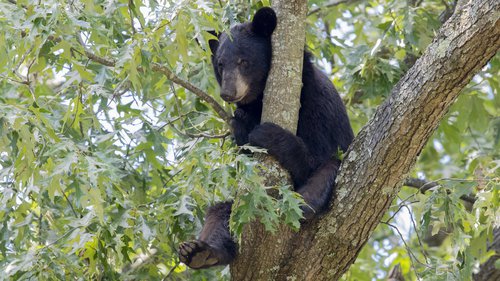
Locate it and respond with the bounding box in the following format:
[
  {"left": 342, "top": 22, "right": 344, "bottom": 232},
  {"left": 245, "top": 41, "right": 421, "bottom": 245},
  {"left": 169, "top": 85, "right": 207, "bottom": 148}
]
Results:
[
  {"left": 179, "top": 7, "right": 354, "bottom": 269},
  {"left": 179, "top": 202, "right": 236, "bottom": 269}
]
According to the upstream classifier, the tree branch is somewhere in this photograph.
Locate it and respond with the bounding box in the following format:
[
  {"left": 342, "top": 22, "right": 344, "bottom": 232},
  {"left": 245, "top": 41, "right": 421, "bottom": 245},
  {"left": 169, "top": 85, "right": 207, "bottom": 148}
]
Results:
[
  {"left": 73, "top": 35, "right": 231, "bottom": 124},
  {"left": 403, "top": 178, "right": 477, "bottom": 204},
  {"left": 308, "top": 0, "right": 359, "bottom": 16},
  {"left": 149, "top": 64, "right": 231, "bottom": 123},
  {"left": 231, "top": 1, "right": 499, "bottom": 279}
]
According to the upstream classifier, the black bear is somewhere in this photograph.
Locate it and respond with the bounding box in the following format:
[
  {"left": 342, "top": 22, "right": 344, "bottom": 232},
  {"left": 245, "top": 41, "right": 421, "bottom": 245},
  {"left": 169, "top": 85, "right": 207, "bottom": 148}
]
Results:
[{"left": 178, "top": 7, "right": 354, "bottom": 269}]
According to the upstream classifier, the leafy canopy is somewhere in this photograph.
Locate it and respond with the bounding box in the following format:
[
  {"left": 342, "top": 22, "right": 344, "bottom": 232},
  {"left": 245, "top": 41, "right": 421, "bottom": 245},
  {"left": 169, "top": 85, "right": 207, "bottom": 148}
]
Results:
[{"left": 0, "top": 0, "right": 498, "bottom": 280}]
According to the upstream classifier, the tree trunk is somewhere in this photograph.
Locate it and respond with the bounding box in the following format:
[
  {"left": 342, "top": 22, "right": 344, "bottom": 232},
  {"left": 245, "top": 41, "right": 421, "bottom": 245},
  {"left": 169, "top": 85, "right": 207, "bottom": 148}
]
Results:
[
  {"left": 230, "top": 0, "right": 307, "bottom": 280},
  {"left": 260, "top": 0, "right": 308, "bottom": 133},
  {"left": 231, "top": 0, "right": 500, "bottom": 280}
]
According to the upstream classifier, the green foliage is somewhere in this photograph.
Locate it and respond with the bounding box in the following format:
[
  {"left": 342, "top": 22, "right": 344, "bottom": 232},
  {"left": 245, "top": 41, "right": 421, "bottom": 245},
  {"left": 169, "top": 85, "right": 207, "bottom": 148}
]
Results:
[{"left": 0, "top": 0, "right": 498, "bottom": 280}]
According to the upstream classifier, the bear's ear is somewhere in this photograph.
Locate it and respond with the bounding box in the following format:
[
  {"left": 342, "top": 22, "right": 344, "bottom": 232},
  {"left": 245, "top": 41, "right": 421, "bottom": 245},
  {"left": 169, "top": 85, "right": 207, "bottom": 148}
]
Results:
[
  {"left": 251, "top": 7, "right": 277, "bottom": 37},
  {"left": 207, "top": 30, "right": 219, "bottom": 55}
]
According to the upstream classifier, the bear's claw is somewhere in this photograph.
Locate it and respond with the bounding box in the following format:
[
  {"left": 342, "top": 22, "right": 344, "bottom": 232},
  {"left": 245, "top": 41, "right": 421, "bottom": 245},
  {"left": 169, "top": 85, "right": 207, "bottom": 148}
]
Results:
[{"left": 178, "top": 240, "right": 219, "bottom": 269}]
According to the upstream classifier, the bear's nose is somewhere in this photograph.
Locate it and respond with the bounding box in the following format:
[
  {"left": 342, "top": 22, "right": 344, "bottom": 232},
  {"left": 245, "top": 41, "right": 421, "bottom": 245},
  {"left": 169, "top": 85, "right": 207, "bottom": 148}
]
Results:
[{"left": 221, "top": 93, "right": 233, "bottom": 102}]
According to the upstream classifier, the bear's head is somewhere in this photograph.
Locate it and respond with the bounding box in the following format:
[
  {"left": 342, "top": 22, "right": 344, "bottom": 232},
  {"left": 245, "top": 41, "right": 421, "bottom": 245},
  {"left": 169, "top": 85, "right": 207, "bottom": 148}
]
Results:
[{"left": 209, "top": 7, "right": 277, "bottom": 105}]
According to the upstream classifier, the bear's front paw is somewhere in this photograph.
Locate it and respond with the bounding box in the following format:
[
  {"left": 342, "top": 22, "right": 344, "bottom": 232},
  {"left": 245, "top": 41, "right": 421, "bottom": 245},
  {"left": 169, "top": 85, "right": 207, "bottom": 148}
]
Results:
[
  {"left": 233, "top": 108, "right": 250, "bottom": 122},
  {"left": 230, "top": 118, "right": 249, "bottom": 146},
  {"left": 179, "top": 240, "right": 220, "bottom": 269},
  {"left": 248, "top": 122, "right": 286, "bottom": 150}
]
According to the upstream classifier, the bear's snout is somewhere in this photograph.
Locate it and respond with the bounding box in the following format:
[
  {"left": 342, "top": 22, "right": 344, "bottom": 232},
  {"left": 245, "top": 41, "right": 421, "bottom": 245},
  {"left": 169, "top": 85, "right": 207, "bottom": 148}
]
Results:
[{"left": 220, "top": 69, "right": 248, "bottom": 103}]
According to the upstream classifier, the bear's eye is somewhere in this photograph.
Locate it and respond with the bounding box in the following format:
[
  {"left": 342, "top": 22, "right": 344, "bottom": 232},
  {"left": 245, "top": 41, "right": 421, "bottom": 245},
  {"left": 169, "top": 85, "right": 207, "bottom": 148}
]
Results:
[{"left": 237, "top": 59, "right": 248, "bottom": 68}]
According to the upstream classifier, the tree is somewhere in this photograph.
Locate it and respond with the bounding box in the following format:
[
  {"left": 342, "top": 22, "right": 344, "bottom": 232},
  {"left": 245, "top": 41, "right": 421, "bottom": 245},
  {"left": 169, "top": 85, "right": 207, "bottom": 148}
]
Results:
[
  {"left": 232, "top": 0, "right": 500, "bottom": 280},
  {"left": 0, "top": 1, "right": 498, "bottom": 281}
]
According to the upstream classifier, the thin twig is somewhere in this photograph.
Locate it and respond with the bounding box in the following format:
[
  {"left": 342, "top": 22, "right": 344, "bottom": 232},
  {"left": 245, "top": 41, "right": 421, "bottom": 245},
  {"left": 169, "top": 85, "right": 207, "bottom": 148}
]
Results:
[
  {"left": 13, "top": 46, "right": 33, "bottom": 78},
  {"left": 182, "top": 131, "right": 230, "bottom": 139},
  {"left": 384, "top": 200, "right": 419, "bottom": 224},
  {"left": 60, "top": 187, "right": 79, "bottom": 218},
  {"left": 403, "top": 204, "right": 430, "bottom": 263},
  {"left": 162, "top": 261, "right": 180, "bottom": 280},
  {"left": 109, "top": 80, "right": 132, "bottom": 107},
  {"left": 0, "top": 75, "right": 28, "bottom": 85},
  {"left": 39, "top": 227, "right": 76, "bottom": 250},
  {"left": 382, "top": 222, "right": 428, "bottom": 280}
]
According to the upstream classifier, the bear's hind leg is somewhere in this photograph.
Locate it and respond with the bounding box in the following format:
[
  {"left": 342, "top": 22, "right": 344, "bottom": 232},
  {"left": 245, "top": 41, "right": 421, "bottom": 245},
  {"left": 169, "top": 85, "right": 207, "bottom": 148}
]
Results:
[
  {"left": 296, "top": 160, "right": 339, "bottom": 220},
  {"left": 178, "top": 202, "right": 236, "bottom": 269}
]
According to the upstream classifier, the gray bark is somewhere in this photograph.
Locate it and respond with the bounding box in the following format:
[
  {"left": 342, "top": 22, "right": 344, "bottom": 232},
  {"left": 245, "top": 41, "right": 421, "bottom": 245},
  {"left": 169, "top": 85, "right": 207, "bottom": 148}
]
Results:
[
  {"left": 260, "top": 0, "right": 308, "bottom": 133},
  {"left": 231, "top": 0, "right": 500, "bottom": 280}
]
